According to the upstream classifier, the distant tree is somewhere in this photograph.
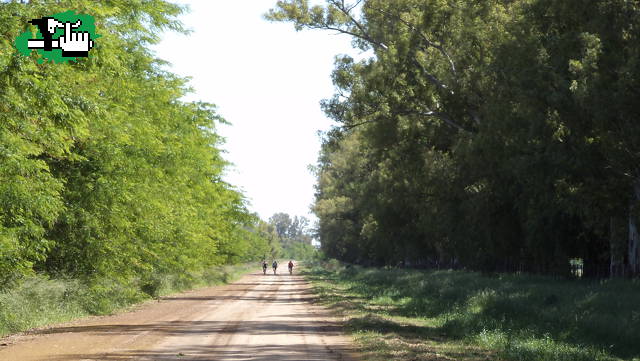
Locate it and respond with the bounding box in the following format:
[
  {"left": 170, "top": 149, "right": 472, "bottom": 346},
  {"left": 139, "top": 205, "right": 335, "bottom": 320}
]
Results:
[
  {"left": 269, "top": 213, "right": 293, "bottom": 242},
  {"left": 268, "top": 212, "right": 315, "bottom": 258}
]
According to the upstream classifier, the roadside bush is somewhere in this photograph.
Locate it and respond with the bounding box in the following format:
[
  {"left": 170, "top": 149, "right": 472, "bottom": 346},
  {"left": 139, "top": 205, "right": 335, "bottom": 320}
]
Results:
[
  {"left": 0, "top": 276, "right": 86, "bottom": 335},
  {"left": 0, "top": 263, "right": 254, "bottom": 337},
  {"left": 325, "top": 258, "right": 344, "bottom": 272}
]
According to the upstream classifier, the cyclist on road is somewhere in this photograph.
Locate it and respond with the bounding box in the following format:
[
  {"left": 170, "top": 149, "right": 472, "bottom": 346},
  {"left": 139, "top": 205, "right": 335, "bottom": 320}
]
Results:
[
  {"left": 288, "top": 260, "right": 294, "bottom": 274},
  {"left": 262, "top": 260, "right": 268, "bottom": 275},
  {"left": 272, "top": 260, "right": 278, "bottom": 275}
]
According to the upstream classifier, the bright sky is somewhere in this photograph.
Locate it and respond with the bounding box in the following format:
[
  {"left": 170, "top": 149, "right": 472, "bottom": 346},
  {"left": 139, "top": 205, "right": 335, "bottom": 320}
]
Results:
[{"left": 152, "top": 1, "right": 357, "bottom": 223}]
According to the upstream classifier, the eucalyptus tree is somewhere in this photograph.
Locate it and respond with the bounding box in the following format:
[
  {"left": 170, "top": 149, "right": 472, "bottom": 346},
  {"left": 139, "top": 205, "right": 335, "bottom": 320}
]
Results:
[{"left": 270, "top": 0, "right": 640, "bottom": 275}]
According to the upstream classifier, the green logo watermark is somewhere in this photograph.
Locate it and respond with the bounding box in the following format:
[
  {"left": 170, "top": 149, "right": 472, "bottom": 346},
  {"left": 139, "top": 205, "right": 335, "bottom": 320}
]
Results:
[{"left": 15, "top": 11, "right": 99, "bottom": 64}]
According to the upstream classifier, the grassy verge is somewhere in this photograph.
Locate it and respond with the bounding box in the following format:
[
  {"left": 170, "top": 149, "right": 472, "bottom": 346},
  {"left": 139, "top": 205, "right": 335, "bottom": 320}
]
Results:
[
  {"left": 303, "top": 261, "right": 640, "bottom": 361},
  {"left": 0, "top": 263, "right": 254, "bottom": 337}
]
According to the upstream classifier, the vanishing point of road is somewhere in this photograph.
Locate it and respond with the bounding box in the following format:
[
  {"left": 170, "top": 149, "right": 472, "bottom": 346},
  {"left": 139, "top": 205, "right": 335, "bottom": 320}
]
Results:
[{"left": 0, "top": 271, "right": 357, "bottom": 361}]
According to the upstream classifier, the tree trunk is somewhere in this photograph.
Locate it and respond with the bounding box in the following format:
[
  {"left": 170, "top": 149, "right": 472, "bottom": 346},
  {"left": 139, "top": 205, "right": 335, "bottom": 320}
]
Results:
[
  {"left": 610, "top": 217, "right": 615, "bottom": 277},
  {"left": 628, "top": 178, "right": 640, "bottom": 276},
  {"left": 610, "top": 216, "right": 625, "bottom": 277}
]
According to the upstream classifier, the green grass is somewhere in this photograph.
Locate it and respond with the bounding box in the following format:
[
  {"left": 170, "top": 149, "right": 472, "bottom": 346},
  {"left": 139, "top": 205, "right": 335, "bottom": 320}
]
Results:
[
  {"left": 0, "top": 263, "right": 254, "bottom": 337},
  {"left": 303, "top": 261, "right": 640, "bottom": 361}
]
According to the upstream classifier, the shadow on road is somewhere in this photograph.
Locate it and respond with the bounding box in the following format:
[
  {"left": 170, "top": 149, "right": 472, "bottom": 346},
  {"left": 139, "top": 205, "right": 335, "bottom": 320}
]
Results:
[
  {"left": 38, "top": 319, "right": 343, "bottom": 337},
  {"left": 49, "top": 343, "right": 343, "bottom": 361},
  {"left": 4, "top": 274, "right": 355, "bottom": 361}
]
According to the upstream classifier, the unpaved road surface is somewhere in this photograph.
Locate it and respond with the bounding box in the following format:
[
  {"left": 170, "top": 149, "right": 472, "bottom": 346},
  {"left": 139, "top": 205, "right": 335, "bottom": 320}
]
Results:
[{"left": 0, "top": 272, "right": 357, "bottom": 361}]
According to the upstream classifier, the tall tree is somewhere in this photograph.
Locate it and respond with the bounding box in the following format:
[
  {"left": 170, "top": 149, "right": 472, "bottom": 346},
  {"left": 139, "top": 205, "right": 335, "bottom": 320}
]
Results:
[
  {"left": 0, "top": 0, "right": 271, "bottom": 287},
  {"left": 270, "top": 0, "right": 640, "bottom": 275}
]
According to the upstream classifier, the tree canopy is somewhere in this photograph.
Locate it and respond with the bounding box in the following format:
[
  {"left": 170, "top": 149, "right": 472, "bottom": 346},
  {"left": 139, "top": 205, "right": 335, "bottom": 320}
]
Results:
[
  {"left": 268, "top": 0, "right": 640, "bottom": 276},
  {"left": 0, "top": 0, "right": 271, "bottom": 287},
  {"left": 268, "top": 212, "right": 317, "bottom": 260}
]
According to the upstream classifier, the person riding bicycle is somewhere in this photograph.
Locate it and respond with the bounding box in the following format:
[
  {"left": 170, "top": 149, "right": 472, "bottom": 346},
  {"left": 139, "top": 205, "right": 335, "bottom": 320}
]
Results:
[
  {"left": 262, "top": 260, "right": 268, "bottom": 275},
  {"left": 272, "top": 260, "right": 278, "bottom": 275},
  {"left": 288, "top": 260, "right": 294, "bottom": 274}
]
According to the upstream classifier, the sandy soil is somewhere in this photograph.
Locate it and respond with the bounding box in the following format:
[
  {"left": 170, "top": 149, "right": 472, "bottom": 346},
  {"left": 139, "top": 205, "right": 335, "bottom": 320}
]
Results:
[{"left": 0, "top": 271, "right": 357, "bottom": 361}]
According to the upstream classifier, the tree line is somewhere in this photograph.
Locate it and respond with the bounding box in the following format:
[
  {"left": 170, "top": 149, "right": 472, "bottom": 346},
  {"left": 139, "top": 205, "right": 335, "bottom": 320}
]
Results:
[
  {"left": 269, "top": 0, "right": 640, "bottom": 276},
  {"left": 268, "top": 212, "right": 318, "bottom": 260},
  {"left": 0, "top": 0, "right": 272, "bottom": 289}
]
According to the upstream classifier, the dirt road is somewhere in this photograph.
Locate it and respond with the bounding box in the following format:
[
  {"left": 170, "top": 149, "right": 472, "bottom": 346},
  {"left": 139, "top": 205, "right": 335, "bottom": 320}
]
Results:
[{"left": 0, "top": 271, "right": 356, "bottom": 361}]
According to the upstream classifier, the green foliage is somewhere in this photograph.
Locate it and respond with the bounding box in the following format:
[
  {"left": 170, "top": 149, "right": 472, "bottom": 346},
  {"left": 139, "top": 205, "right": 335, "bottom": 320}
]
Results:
[
  {"left": 0, "top": 276, "right": 86, "bottom": 335},
  {"left": 269, "top": 212, "right": 313, "bottom": 245},
  {"left": 306, "top": 263, "right": 640, "bottom": 360},
  {"left": 253, "top": 218, "right": 283, "bottom": 260},
  {"left": 267, "top": 212, "right": 317, "bottom": 260},
  {"left": 0, "top": 264, "right": 254, "bottom": 336},
  {"left": 0, "top": 0, "right": 272, "bottom": 292},
  {"left": 282, "top": 241, "right": 319, "bottom": 261},
  {"left": 269, "top": 0, "right": 640, "bottom": 274}
]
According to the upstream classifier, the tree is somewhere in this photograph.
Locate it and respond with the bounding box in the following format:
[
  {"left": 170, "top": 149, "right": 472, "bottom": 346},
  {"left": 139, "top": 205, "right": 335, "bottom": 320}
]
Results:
[
  {"left": 0, "top": 0, "right": 271, "bottom": 288},
  {"left": 268, "top": 212, "right": 315, "bottom": 258},
  {"left": 269, "top": 0, "right": 640, "bottom": 275}
]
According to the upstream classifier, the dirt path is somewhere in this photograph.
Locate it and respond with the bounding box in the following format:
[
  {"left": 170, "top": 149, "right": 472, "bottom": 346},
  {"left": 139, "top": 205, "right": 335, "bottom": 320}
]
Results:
[{"left": 0, "top": 271, "right": 357, "bottom": 361}]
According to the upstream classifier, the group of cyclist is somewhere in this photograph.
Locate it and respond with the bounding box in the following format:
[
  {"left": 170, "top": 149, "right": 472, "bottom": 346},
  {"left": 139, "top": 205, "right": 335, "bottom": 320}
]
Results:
[{"left": 261, "top": 259, "right": 294, "bottom": 275}]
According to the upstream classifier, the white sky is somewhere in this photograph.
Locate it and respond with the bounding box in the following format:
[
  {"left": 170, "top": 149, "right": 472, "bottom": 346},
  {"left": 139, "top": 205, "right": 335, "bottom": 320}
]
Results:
[{"left": 153, "top": 1, "right": 359, "bottom": 222}]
